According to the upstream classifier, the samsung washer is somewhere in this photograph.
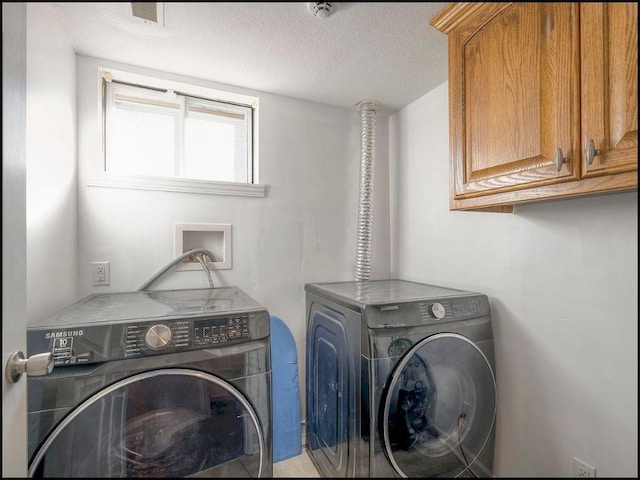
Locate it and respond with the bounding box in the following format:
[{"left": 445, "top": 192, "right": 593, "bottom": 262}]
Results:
[
  {"left": 26, "top": 286, "right": 272, "bottom": 478},
  {"left": 305, "top": 279, "right": 497, "bottom": 478}
]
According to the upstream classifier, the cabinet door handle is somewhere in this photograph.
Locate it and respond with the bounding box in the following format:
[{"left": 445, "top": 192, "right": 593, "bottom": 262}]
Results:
[
  {"left": 585, "top": 139, "right": 601, "bottom": 165},
  {"left": 554, "top": 148, "right": 567, "bottom": 171}
]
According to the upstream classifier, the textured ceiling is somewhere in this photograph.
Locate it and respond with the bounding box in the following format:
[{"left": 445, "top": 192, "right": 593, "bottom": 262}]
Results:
[{"left": 51, "top": 2, "right": 450, "bottom": 114}]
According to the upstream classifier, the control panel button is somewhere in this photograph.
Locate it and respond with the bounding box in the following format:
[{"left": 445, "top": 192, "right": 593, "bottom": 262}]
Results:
[
  {"left": 428, "top": 302, "right": 446, "bottom": 319},
  {"left": 145, "top": 324, "right": 172, "bottom": 350}
]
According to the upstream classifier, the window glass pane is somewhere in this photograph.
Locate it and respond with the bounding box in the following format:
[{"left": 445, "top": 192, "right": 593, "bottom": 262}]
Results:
[
  {"left": 107, "top": 105, "right": 176, "bottom": 177},
  {"left": 185, "top": 99, "right": 250, "bottom": 183},
  {"left": 103, "top": 80, "right": 254, "bottom": 185},
  {"left": 184, "top": 117, "right": 238, "bottom": 182}
]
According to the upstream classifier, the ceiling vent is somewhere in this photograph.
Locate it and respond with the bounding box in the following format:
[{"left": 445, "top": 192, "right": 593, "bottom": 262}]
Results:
[
  {"left": 307, "top": 2, "right": 335, "bottom": 19},
  {"left": 130, "top": 2, "right": 164, "bottom": 26}
]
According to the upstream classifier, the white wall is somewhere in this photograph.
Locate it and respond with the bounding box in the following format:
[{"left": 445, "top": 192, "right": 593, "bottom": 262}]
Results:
[
  {"left": 390, "top": 82, "right": 638, "bottom": 477},
  {"left": 75, "top": 55, "right": 391, "bottom": 425},
  {"left": 26, "top": 3, "right": 78, "bottom": 324}
]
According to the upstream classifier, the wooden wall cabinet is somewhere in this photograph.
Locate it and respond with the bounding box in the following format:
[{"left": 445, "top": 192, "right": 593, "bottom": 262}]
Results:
[{"left": 430, "top": 2, "right": 637, "bottom": 212}]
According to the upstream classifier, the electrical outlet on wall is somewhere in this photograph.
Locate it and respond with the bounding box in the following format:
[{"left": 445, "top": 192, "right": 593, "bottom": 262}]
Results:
[
  {"left": 92, "top": 261, "right": 110, "bottom": 286},
  {"left": 573, "top": 458, "right": 596, "bottom": 478}
]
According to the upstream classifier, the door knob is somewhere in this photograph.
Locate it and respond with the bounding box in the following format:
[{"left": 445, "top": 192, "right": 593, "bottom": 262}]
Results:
[{"left": 5, "top": 351, "right": 54, "bottom": 384}]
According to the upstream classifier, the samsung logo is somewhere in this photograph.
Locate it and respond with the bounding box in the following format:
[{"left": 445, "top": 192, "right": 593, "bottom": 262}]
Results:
[
  {"left": 380, "top": 305, "right": 400, "bottom": 311},
  {"left": 45, "top": 330, "right": 84, "bottom": 339}
]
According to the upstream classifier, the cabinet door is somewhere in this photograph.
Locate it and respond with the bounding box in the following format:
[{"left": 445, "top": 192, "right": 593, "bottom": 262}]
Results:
[
  {"left": 448, "top": 3, "right": 580, "bottom": 200},
  {"left": 580, "top": 3, "right": 638, "bottom": 177}
]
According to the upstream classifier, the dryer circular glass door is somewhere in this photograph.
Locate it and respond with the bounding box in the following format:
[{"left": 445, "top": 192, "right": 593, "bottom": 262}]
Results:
[
  {"left": 381, "top": 333, "right": 496, "bottom": 478},
  {"left": 29, "top": 368, "right": 265, "bottom": 478}
]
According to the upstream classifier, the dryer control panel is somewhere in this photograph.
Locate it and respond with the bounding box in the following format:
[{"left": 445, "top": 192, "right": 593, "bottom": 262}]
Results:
[{"left": 365, "top": 294, "right": 490, "bottom": 328}]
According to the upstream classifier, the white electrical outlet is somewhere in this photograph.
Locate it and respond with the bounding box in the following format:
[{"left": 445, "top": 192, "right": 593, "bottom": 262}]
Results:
[
  {"left": 573, "top": 458, "right": 596, "bottom": 478},
  {"left": 92, "top": 261, "right": 110, "bottom": 286}
]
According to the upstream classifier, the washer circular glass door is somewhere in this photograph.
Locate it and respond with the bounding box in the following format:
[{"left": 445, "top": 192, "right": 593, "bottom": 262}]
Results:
[
  {"left": 29, "top": 368, "right": 265, "bottom": 478},
  {"left": 381, "top": 333, "right": 496, "bottom": 478}
]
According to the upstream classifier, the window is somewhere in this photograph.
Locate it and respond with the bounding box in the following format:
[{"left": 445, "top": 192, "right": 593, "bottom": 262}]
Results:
[{"left": 96, "top": 72, "right": 263, "bottom": 197}]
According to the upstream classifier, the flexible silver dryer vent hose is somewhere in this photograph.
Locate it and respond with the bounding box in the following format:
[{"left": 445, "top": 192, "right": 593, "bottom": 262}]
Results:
[{"left": 355, "top": 100, "right": 377, "bottom": 282}]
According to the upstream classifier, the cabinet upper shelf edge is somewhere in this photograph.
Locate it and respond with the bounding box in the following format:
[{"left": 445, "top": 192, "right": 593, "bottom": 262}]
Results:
[{"left": 429, "top": 2, "right": 513, "bottom": 33}]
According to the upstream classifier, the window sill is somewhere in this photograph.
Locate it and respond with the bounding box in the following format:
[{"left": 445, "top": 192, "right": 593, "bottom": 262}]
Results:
[{"left": 87, "top": 174, "right": 266, "bottom": 197}]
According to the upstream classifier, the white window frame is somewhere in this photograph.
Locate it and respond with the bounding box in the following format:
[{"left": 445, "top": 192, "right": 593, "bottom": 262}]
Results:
[{"left": 88, "top": 68, "right": 264, "bottom": 197}]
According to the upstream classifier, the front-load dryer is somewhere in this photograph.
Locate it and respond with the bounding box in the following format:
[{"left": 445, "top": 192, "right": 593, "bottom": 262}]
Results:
[
  {"left": 26, "top": 286, "right": 272, "bottom": 478},
  {"left": 305, "top": 279, "right": 497, "bottom": 478}
]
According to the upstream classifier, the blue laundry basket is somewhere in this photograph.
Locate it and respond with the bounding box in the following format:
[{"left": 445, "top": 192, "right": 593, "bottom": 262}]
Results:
[{"left": 269, "top": 315, "right": 302, "bottom": 462}]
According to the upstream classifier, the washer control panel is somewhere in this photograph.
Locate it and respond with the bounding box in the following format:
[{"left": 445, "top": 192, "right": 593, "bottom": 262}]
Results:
[
  {"left": 427, "top": 302, "right": 446, "bottom": 319},
  {"left": 144, "top": 324, "right": 174, "bottom": 350},
  {"left": 26, "top": 288, "right": 270, "bottom": 366},
  {"left": 194, "top": 315, "right": 250, "bottom": 346},
  {"left": 125, "top": 320, "right": 190, "bottom": 357},
  {"left": 122, "top": 314, "right": 253, "bottom": 358}
]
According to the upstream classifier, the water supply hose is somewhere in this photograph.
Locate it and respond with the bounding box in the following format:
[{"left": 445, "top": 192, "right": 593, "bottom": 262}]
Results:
[{"left": 137, "top": 248, "right": 216, "bottom": 291}]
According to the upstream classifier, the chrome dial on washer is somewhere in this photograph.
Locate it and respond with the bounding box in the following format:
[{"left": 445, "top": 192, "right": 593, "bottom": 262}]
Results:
[
  {"left": 428, "top": 302, "right": 446, "bottom": 319},
  {"left": 145, "top": 324, "right": 172, "bottom": 350}
]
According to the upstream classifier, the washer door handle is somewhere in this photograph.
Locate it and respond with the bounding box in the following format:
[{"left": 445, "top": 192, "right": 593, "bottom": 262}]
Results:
[{"left": 5, "top": 351, "right": 54, "bottom": 384}]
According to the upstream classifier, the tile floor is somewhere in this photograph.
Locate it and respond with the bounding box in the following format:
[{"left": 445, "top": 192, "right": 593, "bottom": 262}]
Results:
[{"left": 273, "top": 448, "right": 321, "bottom": 477}]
